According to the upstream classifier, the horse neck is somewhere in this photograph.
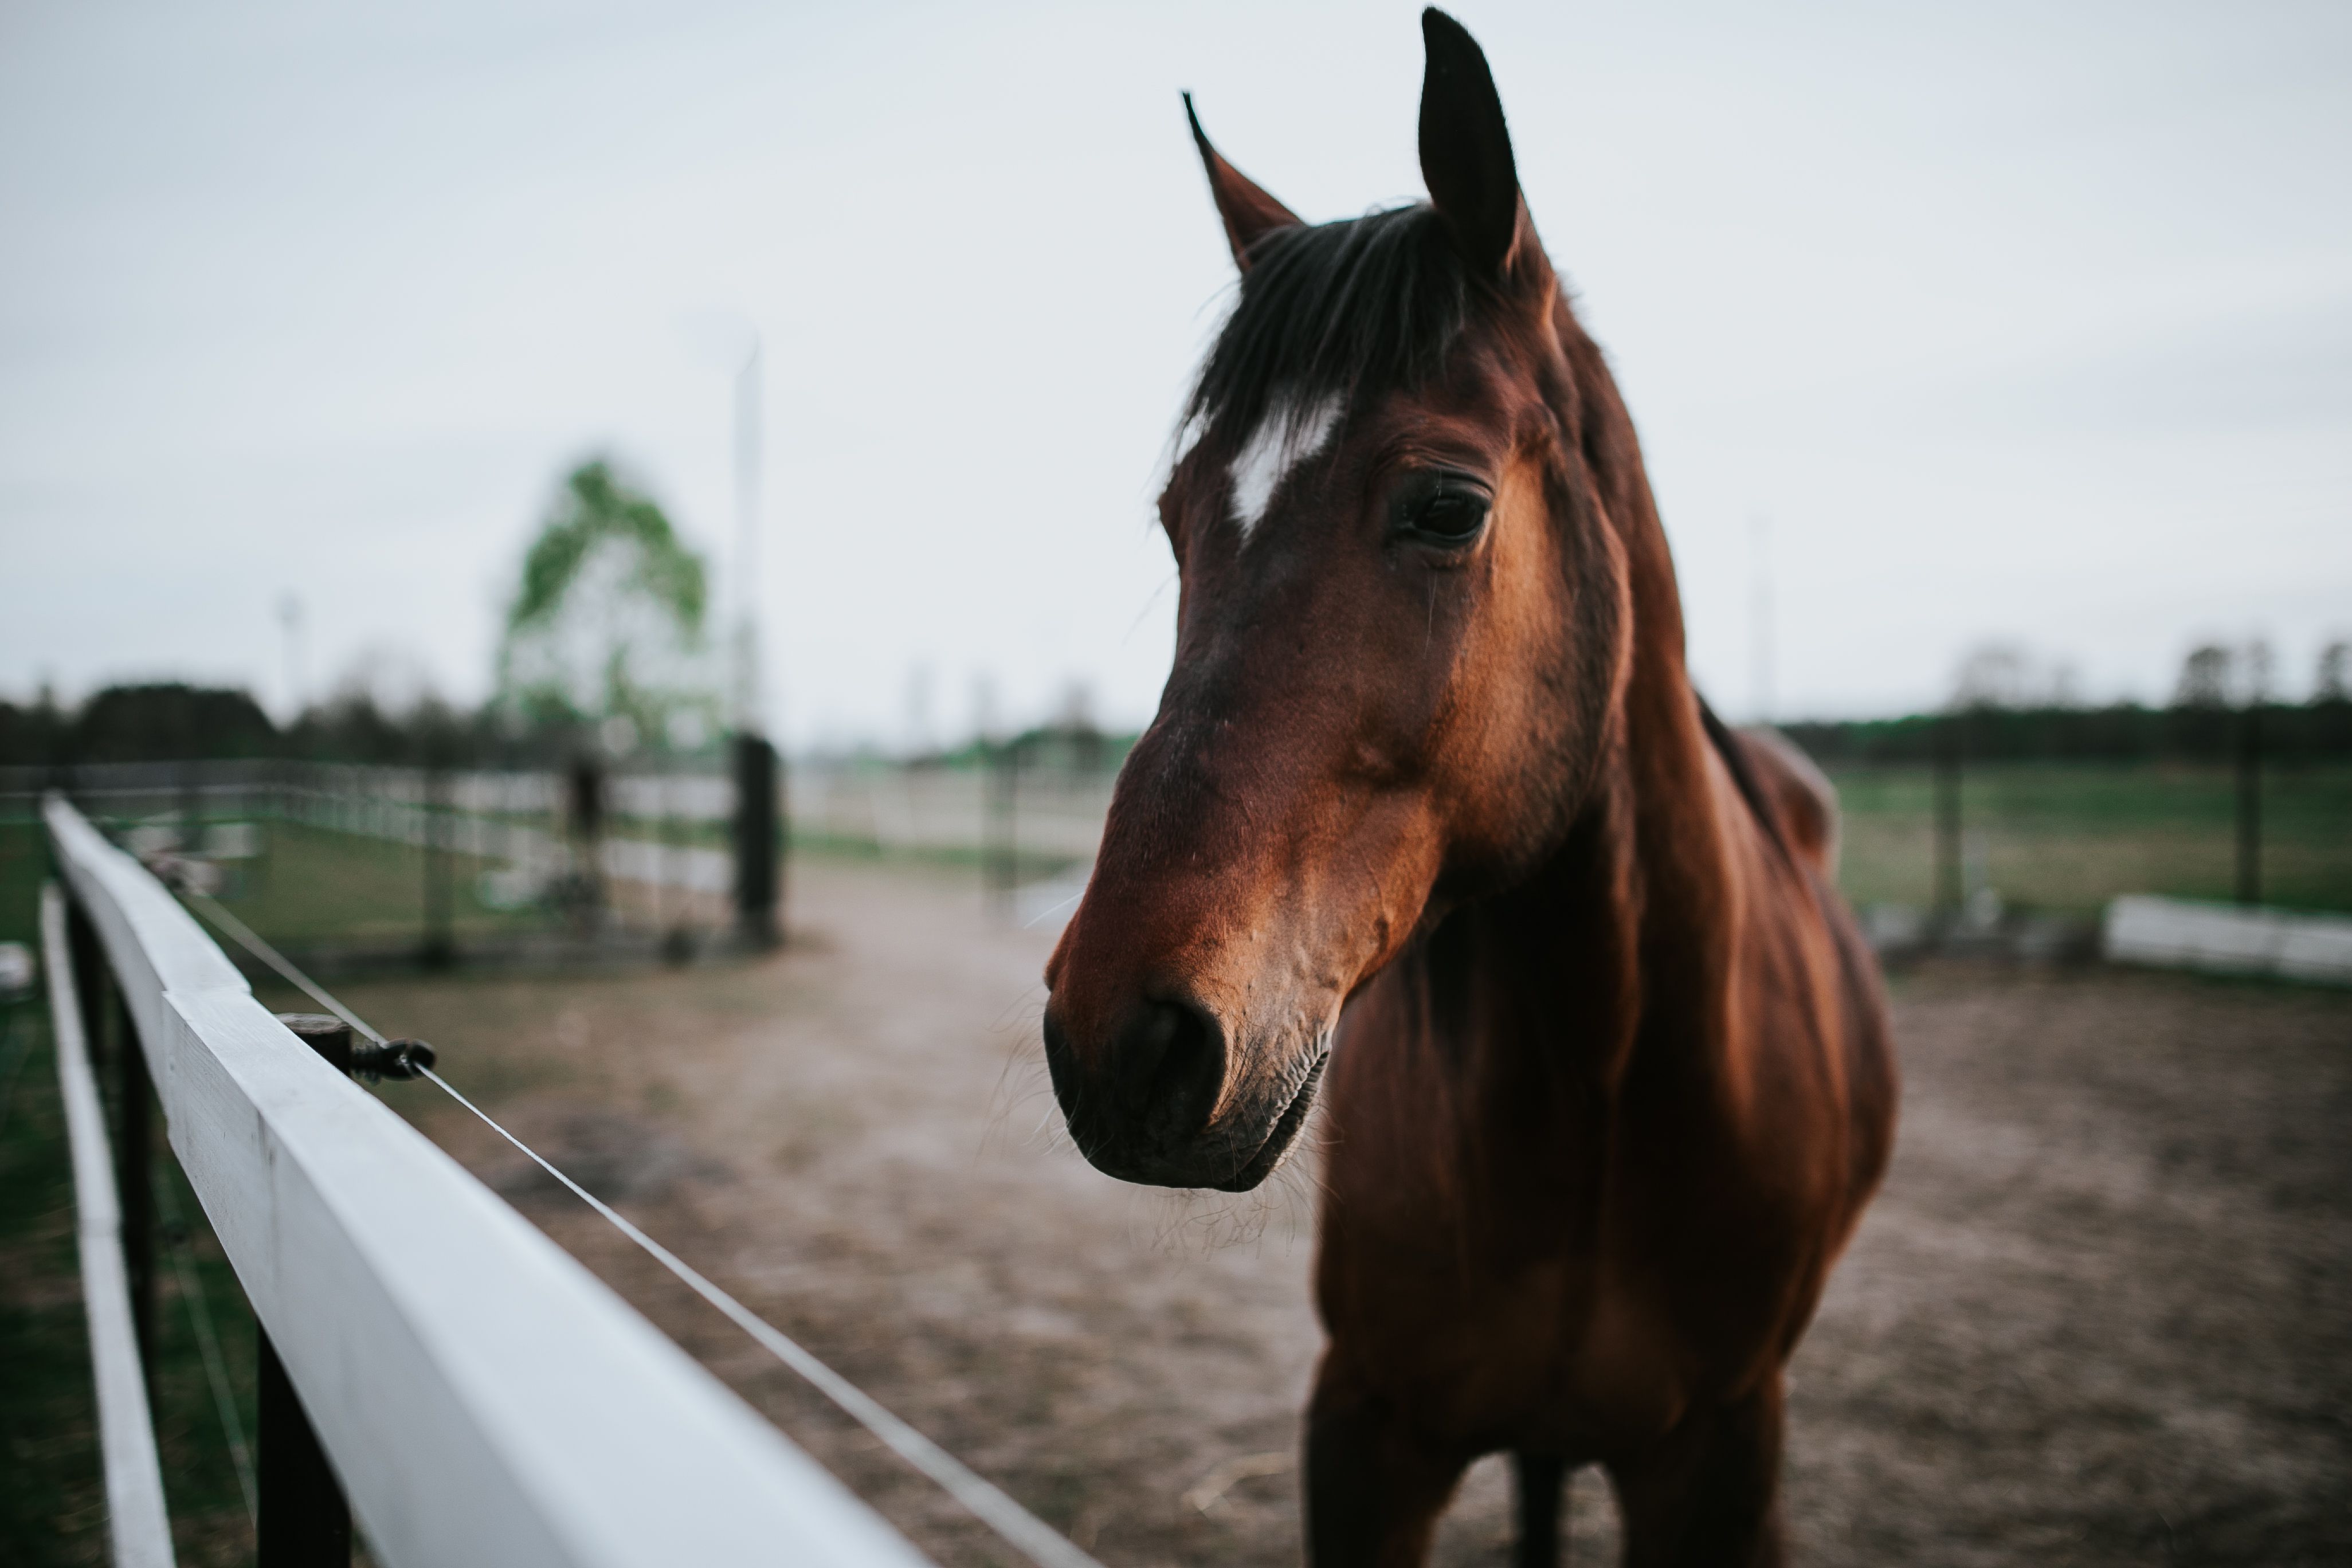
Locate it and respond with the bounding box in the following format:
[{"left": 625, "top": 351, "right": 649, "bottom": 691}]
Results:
[{"left": 1490, "top": 316, "right": 1738, "bottom": 1089}]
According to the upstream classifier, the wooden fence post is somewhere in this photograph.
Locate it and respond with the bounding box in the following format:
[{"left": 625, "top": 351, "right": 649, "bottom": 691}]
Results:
[
  {"left": 422, "top": 762, "right": 454, "bottom": 969},
  {"left": 985, "top": 739, "right": 1019, "bottom": 915},
  {"left": 1933, "top": 715, "right": 1963, "bottom": 924},
  {"left": 2236, "top": 704, "right": 2263, "bottom": 907},
  {"left": 260, "top": 1013, "right": 355, "bottom": 1568},
  {"left": 732, "top": 734, "right": 781, "bottom": 948}
]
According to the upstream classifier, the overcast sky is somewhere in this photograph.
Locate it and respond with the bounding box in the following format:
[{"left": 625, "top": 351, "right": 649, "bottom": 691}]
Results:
[{"left": 3, "top": 0, "right": 2347, "bottom": 745}]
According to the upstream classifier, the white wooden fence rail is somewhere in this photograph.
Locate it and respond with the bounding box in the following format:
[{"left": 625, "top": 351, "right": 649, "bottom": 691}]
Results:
[
  {"left": 2103, "top": 893, "right": 2352, "bottom": 985},
  {"left": 45, "top": 794, "right": 934, "bottom": 1568},
  {"left": 41, "top": 881, "right": 177, "bottom": 1568}
]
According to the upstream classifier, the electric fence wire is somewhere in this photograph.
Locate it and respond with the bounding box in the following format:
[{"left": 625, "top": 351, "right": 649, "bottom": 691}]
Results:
[
  {"left": 152, "top": 1163, "right": 258, "bottom": 1527},
  {"left": 175, "top": 887, "right": 1105, "bottom": 1568},
  {"left": 181, "top": 888, "right": 386, "bottom": 1045}
]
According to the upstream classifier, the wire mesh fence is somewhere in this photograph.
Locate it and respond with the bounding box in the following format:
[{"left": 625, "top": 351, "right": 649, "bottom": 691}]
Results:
[
  {"left": 0, "top": 760, "right": 742, "bottom": 967},
  {"left": 1829, "top": 759, "right": 2352, "bottom": 918},
  {"left": 6, "top": 726, "right": 2340, "bottom": 967},
  {"left": 0, "top": 746, "right": 1122, "bottom": 963}
]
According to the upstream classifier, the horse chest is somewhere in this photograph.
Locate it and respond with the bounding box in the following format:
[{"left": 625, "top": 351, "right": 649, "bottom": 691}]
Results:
[
  {"left": 1315, "top": 1091, "right": 1808, "bottom": 1452},
  {"left": 1314, "top": 1216, "right": 1695, "bottom": 1453}
]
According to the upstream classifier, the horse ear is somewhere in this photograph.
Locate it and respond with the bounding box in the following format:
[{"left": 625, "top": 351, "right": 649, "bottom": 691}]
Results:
[
  {"left": 1417, "top": 8, "right": 1526, "bottom": 283},
  {"left": 1185, "top": 92, "right": 1303, "bottom": 272}
]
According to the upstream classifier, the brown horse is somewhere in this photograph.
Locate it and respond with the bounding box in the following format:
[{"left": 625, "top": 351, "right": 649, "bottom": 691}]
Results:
[{"left": 1041, "top": 11, "right": 1896, "bottom": 1565}]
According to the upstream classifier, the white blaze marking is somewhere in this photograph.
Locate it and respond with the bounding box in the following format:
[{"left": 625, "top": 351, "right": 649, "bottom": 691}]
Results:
[{"left": 1228, "top": 394, "right": 1342, "bottom": 537}]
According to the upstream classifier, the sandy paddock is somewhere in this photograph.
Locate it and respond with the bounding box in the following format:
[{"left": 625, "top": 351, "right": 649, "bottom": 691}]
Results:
[{"left": 311, "top": 855, "right": 2350, "bottom": 1567}]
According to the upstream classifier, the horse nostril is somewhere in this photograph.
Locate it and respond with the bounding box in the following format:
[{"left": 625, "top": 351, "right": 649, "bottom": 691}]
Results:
[{"left": 1125, "top": 998, "right": 1226, "bottom": 1143}]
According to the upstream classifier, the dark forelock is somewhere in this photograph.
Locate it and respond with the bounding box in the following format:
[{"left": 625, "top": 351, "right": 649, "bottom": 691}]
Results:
[{"left": 1186, "top": 204, "right": 1471, "bottom": 447}]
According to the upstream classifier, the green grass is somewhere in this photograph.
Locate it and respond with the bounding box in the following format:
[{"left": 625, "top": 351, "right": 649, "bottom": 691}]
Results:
[
  {"left": 0, "top": 1000, "right": 105, "bottom": 1566},
  {"left": 0, "top": 999, "right": 262, "bottom": 1566},
  {"left": 0, "top": 822, "right": 44, "bottom": 948},
  {"left": 788, "top": 828, "right": 1081, "bottom": 883},
  {"left": 198, "top": 820, "right": 546, "bottom": 948},
  {"left": 1829, "top": 761, "right": 2352, "bottom": 915}
]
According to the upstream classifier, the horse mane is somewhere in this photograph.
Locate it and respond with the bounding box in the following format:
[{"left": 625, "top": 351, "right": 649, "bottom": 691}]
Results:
[{"left": 1186, "top": 205, "right": 1471, "bottom": 448}]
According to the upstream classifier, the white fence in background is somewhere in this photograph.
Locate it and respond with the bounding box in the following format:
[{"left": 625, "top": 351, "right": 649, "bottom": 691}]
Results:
[
  {"left": 795, "top": 764, "right": 1114, "bottom": 862},
  {"left": 45, "top": 794, "right": 934, "bottom": 1567},
  {"left": 40, "top": 881, "right": 175, "bottom": 1568},
  {"left": 278, "top": 775, "right": 734, "bottom": 899},
  {"left": 2103, "top": 895, "right": 2352, "bottom": 985},
  {"left": 6, "top": 757, "right": 1118, "bottom": 868}
]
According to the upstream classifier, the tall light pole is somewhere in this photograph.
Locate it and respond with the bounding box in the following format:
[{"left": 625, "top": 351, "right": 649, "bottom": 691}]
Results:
[
  {"left": 1750, "top": 511, "right": 1775, "bottom": 726},
  {"left": 277, "top": 592, "right": 307, "bottom": 724}
]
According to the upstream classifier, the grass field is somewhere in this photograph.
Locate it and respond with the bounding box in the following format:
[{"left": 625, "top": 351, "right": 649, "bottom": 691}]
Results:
[
  {"left": 1826, "top": 762, "right": 2350, "bottom": 915},
  {"left": 0, "top": 821, "right": 44, "bottom": 947},
  {"left": 193, "top": 819, "right": 548, "bottom": 948}
]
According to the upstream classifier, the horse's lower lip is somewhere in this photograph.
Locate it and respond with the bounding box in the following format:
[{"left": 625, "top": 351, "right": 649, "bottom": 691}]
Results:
[{"left": 1208, "top": 1050, "right": 1329, "bottom": 1193}]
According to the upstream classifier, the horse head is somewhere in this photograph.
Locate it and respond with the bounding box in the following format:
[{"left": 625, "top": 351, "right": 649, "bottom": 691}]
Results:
[{"left": 1043, "top": 9, "right": 1634, "bottom": 1190}]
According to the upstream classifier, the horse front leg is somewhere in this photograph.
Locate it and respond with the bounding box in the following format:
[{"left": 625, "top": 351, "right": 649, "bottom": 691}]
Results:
[
  {"left": 1303, "top": 1360, "right": 1471, "bottom": 1568},
  {"left": 1606, "top": 1377, "right": 1787, "bottom": 1568}
]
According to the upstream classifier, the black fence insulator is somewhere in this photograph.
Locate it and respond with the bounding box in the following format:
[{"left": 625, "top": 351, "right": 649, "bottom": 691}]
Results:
[{"left": 354, "top": 1037, "right": 436, "bottom": 1083}]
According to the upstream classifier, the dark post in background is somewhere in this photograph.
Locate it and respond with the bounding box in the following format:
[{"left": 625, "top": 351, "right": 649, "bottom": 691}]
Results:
[
  {"left": 732, "top": 732, "right": 781, "bottom": 948},
  {"left": 2236, "top": 703, "right": 2264, "bottom": 907},
  {"left": 985, "top": 735, "right": 1020, "bottom": 915},
  {"left": 421, "top": 757, "right": 454, "bottom": 969},
  {"left": 565, "top": 751, "right": 607, "bottom": 933},
  {"left": 1933, "top": 714, "right": 1963, "bottom": 926}
]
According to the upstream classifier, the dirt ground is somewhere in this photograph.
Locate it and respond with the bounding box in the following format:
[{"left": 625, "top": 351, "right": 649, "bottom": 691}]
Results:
[{"left": 301, "top": 854, "right": 2352, "bottom": 1567}]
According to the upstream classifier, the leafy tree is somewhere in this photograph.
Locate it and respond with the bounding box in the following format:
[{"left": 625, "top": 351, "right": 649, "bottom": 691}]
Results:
[
  {"left": 2173, "top": 638, "right": 2275, "bottom": 709},
  {"left": 1948, "top": 641, "right": 2081, "bottom": 712},
  {"left": 2315, "top": 641, "right": 2349, "bottom": 704},
  {"left": 2173, "top": 644, "right": 2235, "bottom": 709},
  {"left": 494, "top": 459, "right": 720, "bottom": 750},
  {"left": 0, "top": 687, "right": 69, "bottom": 767},
  {"left": 69, "top": 684, "right": 278, "bottom": 762}
]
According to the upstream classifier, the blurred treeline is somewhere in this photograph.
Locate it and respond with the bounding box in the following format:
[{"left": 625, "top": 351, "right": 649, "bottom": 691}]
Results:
[
  {"left": 0, "top": 683, "right": 590, "bottom": 769},
  {"left": 0, "top": 681, "right": 1115, "bottom": 770},
  {"left": 12, "top": 680, "right": 2350, "bottom": 772},
  {"left": 1783, "top": 699, "right": 2352, "bottom": 766}
]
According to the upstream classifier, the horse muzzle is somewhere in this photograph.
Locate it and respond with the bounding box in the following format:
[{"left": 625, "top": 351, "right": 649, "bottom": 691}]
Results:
[{"left": 1041, "top": 995, "right": 1328, "bottom": 1191}]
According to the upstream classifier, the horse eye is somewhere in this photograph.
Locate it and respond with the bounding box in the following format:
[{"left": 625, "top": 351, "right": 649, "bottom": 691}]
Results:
[{"left": 1405, "top": 485, "right": 1491, "bottom": 543}]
